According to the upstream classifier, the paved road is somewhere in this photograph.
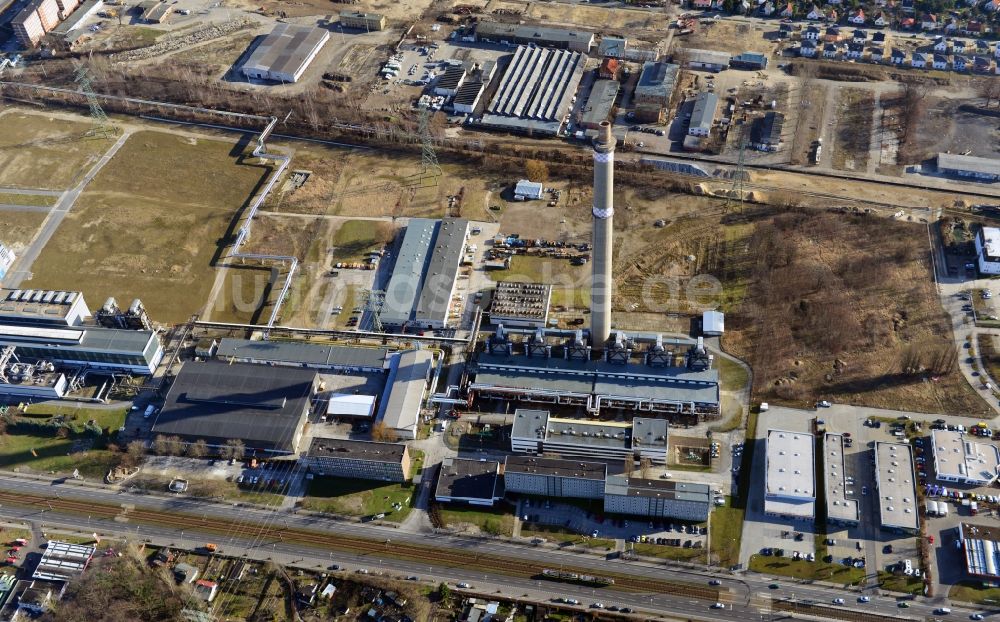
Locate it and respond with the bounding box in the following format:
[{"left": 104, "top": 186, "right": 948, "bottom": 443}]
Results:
[
  {"left": 2, "top": 131, "right": 132, "bottom": 288},
  {"left": 0, "top": 472, "right": 989, "bottom": 621}
]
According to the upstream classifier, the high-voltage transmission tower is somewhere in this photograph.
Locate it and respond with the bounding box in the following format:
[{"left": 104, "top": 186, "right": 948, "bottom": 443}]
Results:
[
  {"left": 417, "top": 107, "right": 442, "bottom": 185},
  {"left": 74, "top": 66, "right": 118, "bottom": 139},
  {"left": 725, "top": 126, "right": 748, "bottom": 212},
  {"left": 360, "top": 289, "right": 386, "bottom": 333}
]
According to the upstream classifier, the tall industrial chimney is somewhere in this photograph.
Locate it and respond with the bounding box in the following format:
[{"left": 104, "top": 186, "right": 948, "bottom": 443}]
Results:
[{"left": 590, "top": 121, "right": 615, "bottom": 350}]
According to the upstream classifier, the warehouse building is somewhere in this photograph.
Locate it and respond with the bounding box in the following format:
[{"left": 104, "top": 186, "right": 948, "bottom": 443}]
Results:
[
  {"left": 382, "top": 218, "right": 468, "bottom": 330},
  {"left": 633, "top": 61, "right": 679, "bottom": 123},
  {"left": 874, "top": 441, "right": 919, "bottom": 534},
  {"left": 434, "top": 65, "right": 467, "bottom": 97},
  {"left": 683, "top": 48, "right": 731, "bottom": 72},
  {"left": 12, "top": 0, "right": 60, "bottom": 47},
  {"left": 580, "top": 79, "right": 620, "bottom": 130},
  {"left": 377, "top": 349, "right": 433, "bottom": 440},
  {"left": 480, "top": 45, "right": 588, "bottom": 136},
  {"left": 137, "top": 0, "right": 172, "bottom": 23},
  {"left": 976, "top": 226, "right": 1000, "bottom": 275},
  {"left": 729, "top": 51, "right": 768, "bottom": 70},
  {"left": 824, "top": 433, "right": 859, "bottom": 527},
  {"left": 215, "top": 338, "right": 389, "bottom": 373},
  {"left": 32, "top": 541, "right": 95, "bottom": 582},
  {"left": 503, "top": 455, "right": 606, "bottom": 499},
  {"left": 509, "top": 409, "right": 669, "bottom": 464},
  {"left": 242, "top": 23, "right": 329, "bottom": 83},
  {"left": 475, "top": 21, "right": 594, "bottom": 53},
  {"left": 488, "top": 281, "right": 552, "bottom": 328},
  {"left": 452, "top": 81, "right": 485, "bottom": 114},
  {"left": 435, "top": 457, "right": 503, "bottom": 506},
  {"left": 305, "top": 438, "right": 411, "bottom": 482},
  {"left": 151, "top": 361, "right": 318, "bottom": 455},
  {"left": 325, "top": 393, "right": 377, "bottom": 420},
  {"left": 687, "top": 91, "right": 718, "bottom": 137},
  {"left": 414, "top": 218, "right": 469, "bottom": 329},
  {"left": 764, "top": 429, "right": 815, "bottom": 521},
  {"left": 51, "top": 0, "right": 104, "bottom": 37},
  {"left": 604, "top": 476, "right": 711, "bottom": 521},
  {"left": 930, "top": 428, "right": 1000, "bottom": 486},
  {"left": 472, "top": 346, "right": 721, "bottom": 419},
  {"left": 513, "top": 180, "right": 544, "bottom": 200},
  {"left": 958, "top": 523, "right": 1000, "bottom": 582},
  {"left": 338, "top": 10, "right": 385, "bottom": 31},
  {"left": 937, "top": 153, "right": 1000, "bottom": 182},
  {"left": 750, "top": 111, "right": 784, "bottom": 151}
]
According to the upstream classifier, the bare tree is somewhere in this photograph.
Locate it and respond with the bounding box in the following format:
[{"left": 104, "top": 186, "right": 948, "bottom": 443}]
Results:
[
  {"left": 225, "top": 439, "right": 246, "bottom": 462},
  {"left": 152, "top": 435, "right": 170, "bottom": 456},
  {"left": 371, "top": 422, "right": 399, "bottom": 443},
  {"left": 186, "top": 439, "right": 208, "bottom": 459},
  {"left": 524, "top": 159, "right": 550, "bottom": 182},
  {"left": 124, "top": 440, "right": 147, "bottom": 468}
]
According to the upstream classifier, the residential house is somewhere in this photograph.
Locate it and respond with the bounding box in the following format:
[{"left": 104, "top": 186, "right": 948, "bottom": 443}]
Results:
[
  {"left": 872, "top": 31, "right": 887, "bottom": 44},
  {"left": 692, "top": 0, "right": 713, "bottom": 8},
  {"left": 921, "top": 13, "right": 938, "bottom": 30},
  {"left": 599, "top": 57, "right": 621, "bottom": 79},
  {"left": 868, "top": 45, "right": 885, "bottom": 62},
  {"left": 900, "top": 17, "right": 916, "bottom": 29},
  {"left": 823, "top": 42, "right": 840, "bottom": 58},
  {"left": 874, "top": 12, "right": 888, "bottom": 26},
  {"left": 965, "top": 21, "right": 986, "bottom": 35},
  {"left": 807, "top": 4, "right": 824, "bottom": 19},
  {"left": 852, "top": 28, "right": 867, "bottom": 42},
  {"left": 804, "top": 25, "right": 821, "bottom": 39},
  {"left": 194, "top": 580, "right": 218, "bottom": 603},
  {"left": 827, "top": 8, "right": 838, "bottom": 20},
  {"left": 945, "top": 18, "right": 959, "bottom": 32},
  {"left": 800, "top": 39, "right": 818, "bottom": 56},
  {"left": 824, "top": 25, "right": 841, "bottom": 40},
  {"left": 995, "top": 43, "right": 1000, "bottom": 58},
  {"left": 849, "top": 9, "right": 866, "bottom": 24},
  {"left": 974, "top": 55, "right": 992, "bottom": 73},
  {"left": 932, "top": 53, "right": 949, "bottom": 69},
  {"left": 953, "top": 54, "right": 970, "bottom": 70},
  {"left": 977, "top": 38, "right": 990, "bottom": 52},
  {"left": 933, "top": 37, "right": 949, "bottom": 52},
  {"left": 846, "top": 42, "right": 865, "bottom": 58},
  {"left": 828, "top": 0, "right": 841, "bottom": 5},
  {"left": 890, "top": 48, "right": 907, "bottom": 63},
  {"left": 781, "top": 2, "right": 794, "bottom": 16},
  {"left": 986, "top": 0, "right": 1000, "bottom": 11},
  {"left": 901, "top": 0, "right": 914, "bottom": 11},
  {"left": 954, "top": 39, "right": 968, "bottom": 54},
  {"left": 761, "top": 1, "right": 775, "bottom": 16},
  {"left": 911, "top": 51, "right": 928, "bottom": 67},
  {"left": 779, "top": 22, "right": 794, "bottom": 38}
]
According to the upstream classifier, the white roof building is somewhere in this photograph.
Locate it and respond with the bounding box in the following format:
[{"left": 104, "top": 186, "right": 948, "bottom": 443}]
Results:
[
  {"left": 702, "top": 310, "right": 724, "bottom": 335},
  {"left": 976, "top": 226, "right": 1000, "bottom": 275},
  {"left": 325, "top": 393, "right": 377, "bottom": 418},
  {"left": 874, "top": 441, "right": 919, "bottom": 534},
  {"left": 823, "top": 433, "right": 859, "bottom": 526},
  {"left": 514, "top": 179, "right": 544, "bottom": 200},
  {"left": 931, "top": 429, "right": 1000, "bottom": 486},
  {"left": 377, "top": 350, "right": 433, "bottom": 440},
  {"left": 764, "top": 429, "right": 815, "bottom": 520},
  {"left": 0, "top": 243, "right": 15, "bottom": 280}
]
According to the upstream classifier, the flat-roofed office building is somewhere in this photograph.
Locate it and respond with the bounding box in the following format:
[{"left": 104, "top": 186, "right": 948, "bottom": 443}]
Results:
[
  {"left": 503, "top": 455, "right": 606, "bottom": 499},
  {"left": 823, "top": 433, "right": 859, "bottom": 527},
  {"left": 931, "top": 429, "right": 1000, "bottom": 486},
  {"left": 874, "top": 441, "right": 919, "bottom": 534},
  {"left": 764, "top": 429, "right": 815, "bottom": 521},
  {"left": 306, "top": 438, "right": 410, "bottom": 482},
  {"left": 604, "top": 476, "right": 711, "bottom": 521}
]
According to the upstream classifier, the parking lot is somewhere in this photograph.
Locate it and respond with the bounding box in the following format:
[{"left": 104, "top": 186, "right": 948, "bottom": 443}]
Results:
[{"left": 516, "top": 498, "right": 708, "bottom": 550}]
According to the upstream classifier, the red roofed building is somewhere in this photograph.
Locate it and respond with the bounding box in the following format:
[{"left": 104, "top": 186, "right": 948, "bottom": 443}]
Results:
[{"left": 599, "top": 58, "right": 621, "bottom": 80}]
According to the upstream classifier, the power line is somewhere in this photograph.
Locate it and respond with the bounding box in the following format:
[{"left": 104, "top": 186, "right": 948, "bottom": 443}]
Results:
[
  {"left": 417, "top": 107, "right": 441, "bottom": 186},
  {"left": 73, "top": 66, "right": 118, "bottom": 140},
  {"left": 725, "top": 125, "right": 748, "bottom": 212},
  {"left": 361, "top": 289, "right": 386, "bottom": 333}
]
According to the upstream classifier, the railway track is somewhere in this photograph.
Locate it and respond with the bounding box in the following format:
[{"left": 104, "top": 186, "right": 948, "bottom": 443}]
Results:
[
  {"left": 0, "top": 490, "right": 717, "bottom": 600},
  {"left": 772, "top": 599, "right": 916, "bottom": 622}
]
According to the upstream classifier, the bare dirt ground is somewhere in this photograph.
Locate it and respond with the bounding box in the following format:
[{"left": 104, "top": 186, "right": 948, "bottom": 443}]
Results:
[
  {"left": 907, "top": 96, "right": 1000, "bottom": 165},
  {"left": 230, "top": 0, "right": 433, "bottom": 22},
  {"left": 832, "top": 88, "right": 875, "bottom": 172},
  {"left": 525, "top": 2, "right": 672, "bottom": 35},
  {"left": 0, "top": 211, "right": 47, "bottom": 256},
  {"left": 676, "top": 20, "right": 773, "bottom": 56},
  {"left": 0, "top": 110, "right": 114, "bottom": 190},
  {"left": 721, "top": 208, "right": 983, "bottom": 415}
]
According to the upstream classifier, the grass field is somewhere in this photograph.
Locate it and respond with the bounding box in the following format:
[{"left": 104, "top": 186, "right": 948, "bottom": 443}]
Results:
[
  {"left": 439, "top": 504, "right": 515, "bottom": 536},
  {"left": 709, "top": 498, "right": 743, "bottom": 568},
  {"left": 950, "top": 580, "right": 1000, "bottom": 604},
  {"left": 302, "top": 476, "right": 416, "bottom": 522},
  {"left": 23, "top": 131, "right": 270, "bottom": 323},
  {"left": 331, "top": 219, "right": 395, "bottom": 262},
  {"left": 631, "top": 541, "right": 705, "bottom": 563},
  {"left": 748, "top": 554, "right": 865, "bottom": 585},
  {"left": 0, "top": 111, "right": 114, "bottom": 189},
  {"left": 878, "top": 571, "right": 924, "bottom": 595},
  {"left": 0, "top": 194, "right": 56, "bottom": 207},
  {"left": 520, "top": 525, "right": 615, "bottom": 551},
  {"left": 490, "top": 255, "right": 590, "bottom": 309},
  {"left": 0, "top": 210, "right": 46, "bottom": 254}
]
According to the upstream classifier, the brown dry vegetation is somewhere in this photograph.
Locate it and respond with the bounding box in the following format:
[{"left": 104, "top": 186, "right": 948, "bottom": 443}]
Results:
[{"left": 721, "top": 209, "right": 984, "bottom": 415}]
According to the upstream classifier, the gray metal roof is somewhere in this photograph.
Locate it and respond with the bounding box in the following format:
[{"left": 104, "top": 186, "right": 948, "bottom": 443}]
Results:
[
  {"left": 684, "top": 48, "right": 732, "bottom": 66},
  {"left": 689, "top": 91, "right": 718, "bottom": 133},
  {"left": 382, "top": 219, "right": 438, "bottom": 326},
  {"left": 604, "top": 475, "right": 711, "bottom": 502},
  {"left": 453, "top": 80, "right": 485, "bottom": 106},
  {"left": 215, "top": 338, "right": 389, "bottom": 370},
  {"left": 476, "top": 21, "right": 594, "bottom": 49},
  {"left": 307, "top": 437, "right": 406, "bottom": 463},
  {"left": 437, "top": 65, "right": 467, "bottom": 90},
  {"left": 938, "top": 153, "right": 1000, "bottom": 176},
  {"left": 435, "top": 457, "right": 501, "bottom": 501},
  {"left": 378, "top": 350, "right": 432, "bottom": 433},
  {"left": 823, "top": 433, "right": 859, "bottom": 523},
  {"left": 504, "top": 454, "right": 607, "bottom": 480},
  {"left": 242, "top": 23, "right": 328, "bottom": 79},
  {"left": 511, "top": 409, "right": 550, "bottom": 440},
  {"left": 152, "top": 361, "right": 316, "bottom": 452},
  {"left": 634, "top": 62, "right": 679, "bottom": 102},
  {"left": 474, "top": 368, "right": 594, "bottom": 395},
  {"left": 489, "top": 281, "right": 551, "bottom": 322},
  {"left": 581, "top": 79, "right": 619, "bottom": 128},
  {"left": 415, "top": 218, "right": 469, "bottom": 325}
]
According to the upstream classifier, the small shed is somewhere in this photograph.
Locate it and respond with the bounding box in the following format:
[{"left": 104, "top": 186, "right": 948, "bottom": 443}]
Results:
[
  {"left": 513, "top": 179, "right": 544, "bottom": 200},
  {"left": 325, "top": 393, "right": 377, "bottom": 419},
  {"left": 702, "top": 310, "right": 725, "bottom": 336}
]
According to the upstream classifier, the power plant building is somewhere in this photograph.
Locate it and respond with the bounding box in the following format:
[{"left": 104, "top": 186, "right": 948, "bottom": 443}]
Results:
[
  {"left": 590, "top": 123, "right": 615, "bottom": 346},
  {"left": 480, "top": 45, "right": 588, "bottom": 136},
  {"left": 338, "top": 10, "right": 386, "bottom": 31},
  {"left": 241, "top": 23, "right": 330, "bottom": 83},
  {"left": 475, "top": 22, "right": 594, "bottom": 53},
  {"left": 305, "top": 438, "right": 411, "bottom": 482},
  {"left": 503, "top": 455, "right": 606, "bottom": 499},
  {"left": 13, "top": 0, "right": 61, "bottom": 47},
  {"left": 488, "top": 281, "right": 552, "bottom": 328},
  {"left": 510, "top": 409, "right": 669, "bottom": 464},
  {"left": 214, "top": 338, "right": 390, "bottom": 373}
]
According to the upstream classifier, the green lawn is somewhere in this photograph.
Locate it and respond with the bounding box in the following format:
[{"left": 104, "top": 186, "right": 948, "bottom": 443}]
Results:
[
  {"left": 717, "top": 356, "right": 749, "bottom": 393},
  {"left": 521, "top": 525, "right": 615, "bottom": 551},
  {"left": 748, "top": 554, "right": 865, "bottom": 585},
  {"left": 488, "top": 255, "right": 588, "bottom": 309},
  {"left": 331, "top": 220, "right": 394, "bottom": 262},
  {"left": 301, "top": 476, "right": 416, "bottom": 522},
  {"left": 878, "top": 571, "right": 924, "bottom": 595},
  {"left": 21, "top": 403, "right": 128, "bottom": 432},
  {"left": 439, "top": 503, "right": 515, "bottom": 536},
  {"left": 631, "top": 542, "right": 705, "bottom": 563},
  {"left": 410, "top": 449, "right": 425, "bottom": 478},
  {"left": 710, "top": 497, "right": 744, "bottom": 568},
  {"left": 950, "top": 581, "right": 1000, "bottom": 604}
]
